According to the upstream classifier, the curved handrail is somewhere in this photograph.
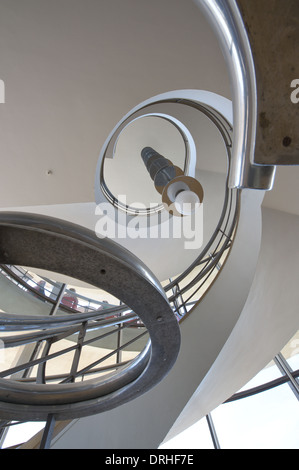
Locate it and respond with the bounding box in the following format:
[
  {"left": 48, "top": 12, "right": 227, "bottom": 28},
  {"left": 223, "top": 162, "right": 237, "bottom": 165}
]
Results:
[
  {"left": 0, "top": 212, "right": 180, "bottom": 421},
  {"left": 0, "top": 92, "right": 239, "bottom": 327},
  {"left": 194, "top": 0, "right": 276, "bottom": 190},
  {"left": 100, "top": 111, "right": 195, "bottom": 216},
  {"left": 95, "top": 89, "right": 233, "bottom": 237},
  {"left": 93, "top": 90, "right": 240, "bottom": 320},
  {"left": 0, "top": 0, "right": 274, "bottom": 448},
  {"left": 0, "top": 159, "right": 237, "bottom": 421},
  {"left": 0, "top": 0, "right": 260, "bottom": 430}
]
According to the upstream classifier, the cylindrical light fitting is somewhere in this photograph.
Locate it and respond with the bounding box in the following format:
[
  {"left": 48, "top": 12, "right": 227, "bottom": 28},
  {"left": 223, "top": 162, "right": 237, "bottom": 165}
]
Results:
[{"left": 141, "top": 147, "right": 203, "bottom": 216}]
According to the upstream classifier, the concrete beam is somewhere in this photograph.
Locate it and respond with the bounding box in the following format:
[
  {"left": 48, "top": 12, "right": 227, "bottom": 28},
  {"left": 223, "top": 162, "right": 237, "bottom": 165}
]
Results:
[{"left": 237, "top": 0, "right": 299, "bottom": 165}]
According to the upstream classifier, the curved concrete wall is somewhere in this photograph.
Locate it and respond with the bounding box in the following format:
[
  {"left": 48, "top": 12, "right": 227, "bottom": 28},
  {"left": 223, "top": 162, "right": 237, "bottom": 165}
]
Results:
[
  {"left": 51, "top": 189, "right": 265, "bottom": 449},
  {"left": 163, "top": 206, "right": 299, "bottom": 443}
]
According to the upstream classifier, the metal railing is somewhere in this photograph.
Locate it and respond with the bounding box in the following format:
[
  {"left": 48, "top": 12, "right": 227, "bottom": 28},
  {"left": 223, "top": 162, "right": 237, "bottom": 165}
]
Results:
[
  {"left": 0, "top": 183, "right": 238, "bottom": 449},
  {"left": 0, "top": 0, "right": 285, "bottom": 449},
  {"left": 0, "top": 89, "right": 240, "bottom": 450},
  {"left": 0, "top": 212, "right": 181, "bottom": 436},
  {"left": 0, "top": 179, "right": 238, "bottom": 448}
]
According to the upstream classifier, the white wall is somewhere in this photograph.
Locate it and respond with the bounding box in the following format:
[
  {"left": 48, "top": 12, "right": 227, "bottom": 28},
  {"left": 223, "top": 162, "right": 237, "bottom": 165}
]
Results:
[{"left": 0, "top": 0, "right": 230, "bottom": 208}]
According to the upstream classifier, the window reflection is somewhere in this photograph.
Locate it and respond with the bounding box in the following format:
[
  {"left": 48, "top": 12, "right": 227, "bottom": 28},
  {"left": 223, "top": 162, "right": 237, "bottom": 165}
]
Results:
[
  {"left": 160, "top": 331, "right": 299, "bottom": 450},
  {"left": 212, "top": 382, "right": 299, "bottom": 449}
]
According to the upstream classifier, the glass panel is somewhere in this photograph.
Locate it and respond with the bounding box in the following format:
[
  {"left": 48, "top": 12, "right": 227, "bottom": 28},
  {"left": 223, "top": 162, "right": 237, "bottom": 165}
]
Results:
[
  {"left": 211, "top": 383, "right": 299, "bottom": 449},
  {"left": 288, "top": 355, "right": 299, "bottom": 376},
  {"left": 159, "top": 418, "right": 214, "bottom": 449},
  {"left": 2, "top": 421, "right": 46, "bottom": 448},
  {"left": 238, "top": 360, "right": 283, "bottom": 392}
]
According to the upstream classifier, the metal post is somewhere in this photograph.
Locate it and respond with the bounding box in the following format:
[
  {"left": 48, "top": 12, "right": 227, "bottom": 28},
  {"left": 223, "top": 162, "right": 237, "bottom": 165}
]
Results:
[
  {"left": 209, "top": 252, "right": 222, "bottom": 271},
  {"left": 169, "top": 279, "right": 182, "bottom": 318},
  {"left": 22, "top": 284, "right": 67, "bottom": 380},
  {"left": 274, "top": 353, "right": 299, "bottom": 400},
  {"left": 206, "top": 413, "right": 221, "bottom": 449},
  {"left": 116, "top": 304, "right": 123, "bottom": 364},
  {"left": 68, "top": 321, "right": 88, "bottom": 382},
  {"left": 175, "top": 283, "right": 188, "bottom": 317},
  {"left": 49, "top": 283, "right": 66, "bottom": 316},
  {"left": 40, "top": 414, "right": 56, "bottom": 449},
  {"left": 0, "top": 421, "right": 9, "bottom": 448}
]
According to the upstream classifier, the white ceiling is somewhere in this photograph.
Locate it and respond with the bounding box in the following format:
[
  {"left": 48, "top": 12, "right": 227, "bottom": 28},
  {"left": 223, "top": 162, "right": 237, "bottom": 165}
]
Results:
[
  {"left": 0, "top": 0, "right": 297, "bottom": 214},
  {"left": 0, "top": 0, "right": 231, "bottom": 208}
]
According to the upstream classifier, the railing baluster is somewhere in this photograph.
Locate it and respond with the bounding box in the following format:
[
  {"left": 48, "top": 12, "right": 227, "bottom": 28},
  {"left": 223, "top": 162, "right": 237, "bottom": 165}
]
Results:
[
  {"left": 49, "top": 283, "right": 66, "bottom": 316},
  {"left": 68, "top": 321, "right": 88, "bottom": 383},
  {"left": 39, "top": 414, "right": 56, "bottom": 449}
]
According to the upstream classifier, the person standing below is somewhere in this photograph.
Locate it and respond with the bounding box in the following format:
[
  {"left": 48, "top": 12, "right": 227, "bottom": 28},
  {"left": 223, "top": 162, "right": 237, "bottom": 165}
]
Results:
[{"left": 61, "top": 288, "right": 78, "bottom": 310}]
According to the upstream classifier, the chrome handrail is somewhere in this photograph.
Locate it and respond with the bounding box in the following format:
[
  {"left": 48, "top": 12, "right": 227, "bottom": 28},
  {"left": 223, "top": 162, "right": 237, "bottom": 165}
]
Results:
[
  {"left": 0, "top": 212, "right": 180, "bottom": 422},
  {"left": 0, "top": 0, "right": 264, "bottom": 447},
  {"left": 194, "top": 0, "right": 276, "bottom": 191},
  {"left": 0, "top": 85, "right": 239, "bottom": 432}
]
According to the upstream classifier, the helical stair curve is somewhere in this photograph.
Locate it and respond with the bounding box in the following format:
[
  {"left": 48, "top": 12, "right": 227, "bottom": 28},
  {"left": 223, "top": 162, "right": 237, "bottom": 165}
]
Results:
[
  {"left": 0, "top": 91, "right": 240, "bottom": 424},
  {"left": 95, "top": 89, "right": 241, "bottom": 315},
  {"left": 0, "top": 213, "right": 180, "bottom": 421},
  {"left": 0, "top": 0, "right": 279, "bottom": 438}
]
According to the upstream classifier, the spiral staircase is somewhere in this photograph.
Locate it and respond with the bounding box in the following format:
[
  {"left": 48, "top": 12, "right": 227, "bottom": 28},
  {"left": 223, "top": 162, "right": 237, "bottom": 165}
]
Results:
[{"left": 0, "top": 0, "right": 298, "bottom": 449}]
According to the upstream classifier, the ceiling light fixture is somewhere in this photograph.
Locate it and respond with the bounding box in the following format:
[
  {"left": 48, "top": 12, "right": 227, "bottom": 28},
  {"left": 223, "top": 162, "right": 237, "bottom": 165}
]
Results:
[{"left": 141, "top": 147, "right": 203, "bottom": 216}]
